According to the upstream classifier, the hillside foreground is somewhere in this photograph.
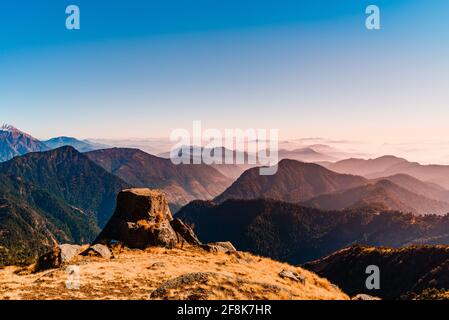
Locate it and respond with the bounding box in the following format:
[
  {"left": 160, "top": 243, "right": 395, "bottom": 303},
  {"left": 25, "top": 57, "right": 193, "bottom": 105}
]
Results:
[{"left": 0, "top": 245, "right": 348, "bottom": 300}]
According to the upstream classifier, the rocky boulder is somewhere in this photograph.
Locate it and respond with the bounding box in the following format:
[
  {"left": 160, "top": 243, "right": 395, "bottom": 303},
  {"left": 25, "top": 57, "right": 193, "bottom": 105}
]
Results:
[
  {"left": 34, "top": 244, "right": 82, "bottom": 272},
  {"left": 201, "top": 241, "right": 237, "bottom": 253},
  {"left": 279, "top": 269, "right": 306, "bottom": 284},
  {"left": 351, "top": 294, "right": 382, "bottom": 300},
  {"left": 80, "top": 244, "right": 112, "bottom": 259},
  {"left": 170, "top": 218, "right": 202, "bottom": 246},
  {"left": 95, "top": 189, "right": 179, "bottom": 249}
]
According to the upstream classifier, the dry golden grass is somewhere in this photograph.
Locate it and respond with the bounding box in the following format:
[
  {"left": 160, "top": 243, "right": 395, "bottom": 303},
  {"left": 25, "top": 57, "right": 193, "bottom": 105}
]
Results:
[{"left": 0, "top": 246, "right": 348, "bottom": 300}]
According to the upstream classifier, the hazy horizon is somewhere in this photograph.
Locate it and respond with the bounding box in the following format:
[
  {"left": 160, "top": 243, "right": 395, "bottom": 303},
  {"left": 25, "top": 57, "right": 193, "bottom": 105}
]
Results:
[{"left": 3, "top": 122, "right": 449, "bottom": 165}]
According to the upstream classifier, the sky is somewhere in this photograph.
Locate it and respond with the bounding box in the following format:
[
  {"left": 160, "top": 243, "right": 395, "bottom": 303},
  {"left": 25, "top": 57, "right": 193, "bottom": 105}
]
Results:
[{"left": 1, "top": 0, "right": 449, "bottom": 161}]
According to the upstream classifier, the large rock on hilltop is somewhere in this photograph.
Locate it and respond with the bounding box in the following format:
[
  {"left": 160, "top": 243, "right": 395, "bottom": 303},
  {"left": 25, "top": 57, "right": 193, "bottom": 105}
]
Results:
[{"left": 95, "top": 189, "right": 179, "bottom": 249}]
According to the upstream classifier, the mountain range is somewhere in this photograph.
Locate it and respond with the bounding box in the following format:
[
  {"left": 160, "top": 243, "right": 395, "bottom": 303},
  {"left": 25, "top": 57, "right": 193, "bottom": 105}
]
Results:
[
  {"left": 214, "top": 159, "right": 449, "bottom": 215},
  {"left": 3, "top": 124, "right": 449, "bottom": 272},
  {"left": 158, "top": 146, "right": 257, "bottom": 179}
]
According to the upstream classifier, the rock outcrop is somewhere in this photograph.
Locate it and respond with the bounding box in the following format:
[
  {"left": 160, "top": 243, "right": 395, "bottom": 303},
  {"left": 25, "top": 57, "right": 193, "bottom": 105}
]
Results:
[{"left": 95, "top": 189, "right": 184, "bottom": 249}]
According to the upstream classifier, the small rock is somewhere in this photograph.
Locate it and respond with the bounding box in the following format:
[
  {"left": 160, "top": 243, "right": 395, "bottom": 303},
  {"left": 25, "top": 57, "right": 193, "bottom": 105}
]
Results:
[
  {"left": 151, "top": 272, "right": 212, "bottom": 299},
  {"left": 81, "top": 244, "right": 112, "bottom": 259},
  {"left": 170, "top": 218, "right": 202, "bottom": 246},
  {"left": 352, "top": 294, "right": 381, "bottom": 300},
  {"left": 59, "top": 244, "right": 82, "bottom": 262},
  {"left": 34, "top": 244, "right": 82, "bottom": 272},
  {"left": 279, "top": 269, "right": 306, "bottom": 284},
  {"left": 202, "top": 241, "right": 237, "bottom": 253},
  {"left": 148, "top": 262, "right": 166, "bottom": 269}
]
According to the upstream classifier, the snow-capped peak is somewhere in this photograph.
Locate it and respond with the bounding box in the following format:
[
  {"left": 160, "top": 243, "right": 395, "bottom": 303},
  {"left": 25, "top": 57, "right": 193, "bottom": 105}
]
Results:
[
  {"left": 1, "top": 124, "right": 20, "bottom": 132},
  {"left": 1, "top": 124, "right": 17, "bottom": 131},
  {"left": 1, "top": 124, "right": 26, "bottom": 135}
]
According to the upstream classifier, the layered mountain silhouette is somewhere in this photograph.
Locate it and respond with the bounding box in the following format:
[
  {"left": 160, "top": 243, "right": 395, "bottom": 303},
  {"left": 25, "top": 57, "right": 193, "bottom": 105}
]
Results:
[
  {"left": 303, "top": 245, "right": 449, "bottom": 299},
  {"left": 177, "top": 199, "right": 449, "bottom": 264},
  {"left": 328, "top": 156, "right": 449, "bottom": 190},
  {"left": 86, "top": 148, "right": 232, "bottom": 210},
  {"left": 214, "top": 159, "right": 367, "bottom": 204},
  {"left": 43, "top": 136, "right": 106, "bottom": 153},
  {"left": 372, "top": 173, "right": 449, "bottom": 203},
  {"left": 327, "top": 155, "right": 408, "bottom": 176},
  {"left": 0, "top": 125, "right": 48, "bottom": 162},
  {"left": 214, "top": 159, "right": 449, "bottom": 215},
  {"left": 304, "top": 179, "right": 449, "bottom": 215},
  {"left": 277, "top": 147, "right": 337, "bottom": 162},
  {"left": 158, "top": 146, "right": 257, "bottom": 179},
  {"left": 0, "top": 125, "right": 106, "bottom": 161}
]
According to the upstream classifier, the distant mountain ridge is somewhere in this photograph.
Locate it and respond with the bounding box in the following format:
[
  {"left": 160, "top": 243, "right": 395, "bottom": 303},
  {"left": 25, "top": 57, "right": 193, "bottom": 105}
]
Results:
[
  {"left": 0, "top": 125, "right": 108, "bottom": 162},
  {"left": 86, "top": 148, "right": 232, "bottom": 211},
  {"left": 43, "top": 136, "right": 107, "bottom": 152},
  {"left": 277, "top": 147, "right": 337, "bottom": 162},
  {"left": 328, "top": 156, "right": 449, "bottom": 189},
  {"left": 0, "top": 124, "right": 48, "bottom": 162},
  {"left": 304, "top": 179, "right": 449, "bottom": 215},
  {"left": 158, "top": 145, "right": 257, "bottom": 179},
  {"left": 214, "top": 159, "right": 449, "bottom": 215},
  {"left": 326, "top": 155, "right": 408, "bottom": 176},
  {"left": 372, "top": 173, "right": 449, "bottom": 203},
  {"left": 214, "top": 159, "right": 367, "bottom": 204}
]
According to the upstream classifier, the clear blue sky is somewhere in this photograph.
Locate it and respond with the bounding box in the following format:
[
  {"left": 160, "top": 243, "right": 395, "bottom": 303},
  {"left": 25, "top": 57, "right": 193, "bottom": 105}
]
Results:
[{"left": 1, "top": 0, "right": 448, "bottom": 142}]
